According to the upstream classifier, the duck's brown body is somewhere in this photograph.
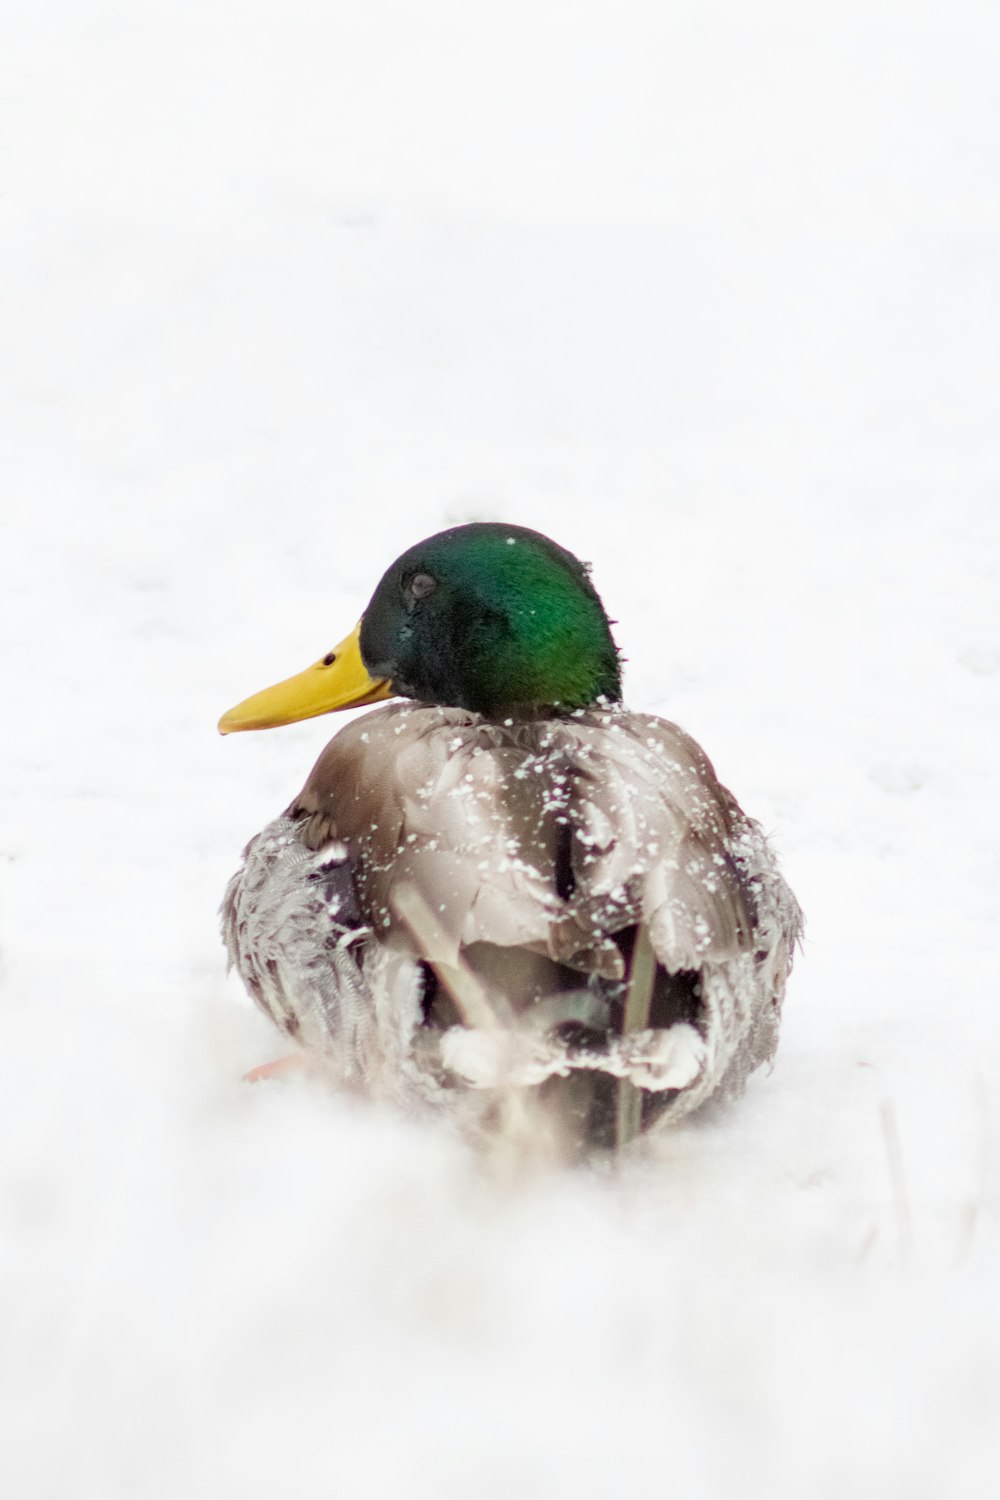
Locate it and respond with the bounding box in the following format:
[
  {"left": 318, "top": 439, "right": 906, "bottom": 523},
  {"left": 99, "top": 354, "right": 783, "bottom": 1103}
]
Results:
[{"left": 222, "top": 701, "right": 802, "bottom": 1143}]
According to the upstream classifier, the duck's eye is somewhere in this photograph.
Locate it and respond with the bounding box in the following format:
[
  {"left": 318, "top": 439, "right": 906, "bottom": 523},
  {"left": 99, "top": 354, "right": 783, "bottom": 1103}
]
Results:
[
  {"left": 322, "top": 651, "right": 337, "bottom": 666},
  {"left": 407, "top": 572, "right": 437, "bottom": 601}
]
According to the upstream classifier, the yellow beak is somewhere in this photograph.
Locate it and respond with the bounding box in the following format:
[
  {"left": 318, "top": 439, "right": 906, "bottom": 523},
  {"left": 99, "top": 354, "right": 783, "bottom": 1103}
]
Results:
[{"left": 218, "top": 621, "right": 393, "bottom": 734}]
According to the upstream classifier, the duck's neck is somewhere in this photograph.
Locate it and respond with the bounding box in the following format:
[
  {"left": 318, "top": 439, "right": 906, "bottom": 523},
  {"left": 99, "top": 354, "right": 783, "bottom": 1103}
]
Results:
[{"left": 429, "top": 588, "right": 622, "bottom": 717}]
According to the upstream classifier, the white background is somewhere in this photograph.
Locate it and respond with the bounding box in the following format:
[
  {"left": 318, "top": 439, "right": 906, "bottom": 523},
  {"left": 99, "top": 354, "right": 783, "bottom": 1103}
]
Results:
[{"left": 1, "top": 2, "right": 997, "bottom": 1495}]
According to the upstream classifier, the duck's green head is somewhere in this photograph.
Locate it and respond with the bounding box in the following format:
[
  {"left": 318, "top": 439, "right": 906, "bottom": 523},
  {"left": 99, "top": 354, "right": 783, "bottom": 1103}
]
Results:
[{"left": 219, "top": 523, "right": 622, "bottom": 730}]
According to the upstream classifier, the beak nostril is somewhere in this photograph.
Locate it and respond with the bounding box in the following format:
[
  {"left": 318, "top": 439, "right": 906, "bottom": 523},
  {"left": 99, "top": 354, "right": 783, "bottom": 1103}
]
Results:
[{"left": 323, "top": 652, "right": 337, "bottom": 666}]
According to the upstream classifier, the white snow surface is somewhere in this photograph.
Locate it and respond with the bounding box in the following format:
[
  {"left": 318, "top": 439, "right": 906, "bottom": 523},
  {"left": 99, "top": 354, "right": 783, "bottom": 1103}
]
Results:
[{"left": 2, "top": 2, "right": 998, "bottom": 1495}]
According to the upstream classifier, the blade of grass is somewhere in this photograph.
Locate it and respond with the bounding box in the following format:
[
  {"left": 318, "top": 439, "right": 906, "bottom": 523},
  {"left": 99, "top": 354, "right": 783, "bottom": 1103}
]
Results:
[
  {"left": 391, "top": 881, "right": 554, "bottom": 1165},
  {"left": 615, "top": 923, "right": 656, "bottom": 1152},
  {"left": 880, "top": 1098, "right": 912, "bottom": 1265},
  {"left": 391, "top": 881, "right": 509, "bottom": 1030}
]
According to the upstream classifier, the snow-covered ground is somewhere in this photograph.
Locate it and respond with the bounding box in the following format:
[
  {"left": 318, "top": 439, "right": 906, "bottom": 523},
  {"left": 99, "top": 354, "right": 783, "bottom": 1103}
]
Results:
[{"left": 2, "top": 2, "right": 998, "bottom": 1494}]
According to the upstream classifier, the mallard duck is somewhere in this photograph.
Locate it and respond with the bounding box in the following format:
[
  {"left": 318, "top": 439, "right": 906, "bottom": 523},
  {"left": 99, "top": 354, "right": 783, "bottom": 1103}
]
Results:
[{"left": 219, "top": 522, "right": 802, "bottom": 1147}]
